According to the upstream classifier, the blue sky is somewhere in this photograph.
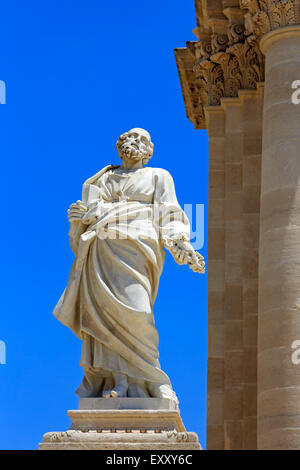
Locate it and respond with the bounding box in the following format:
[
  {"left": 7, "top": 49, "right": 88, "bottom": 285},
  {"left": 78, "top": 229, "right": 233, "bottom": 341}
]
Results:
[{"left": 0, "top": 0, "right": 208, "bottom": 449}]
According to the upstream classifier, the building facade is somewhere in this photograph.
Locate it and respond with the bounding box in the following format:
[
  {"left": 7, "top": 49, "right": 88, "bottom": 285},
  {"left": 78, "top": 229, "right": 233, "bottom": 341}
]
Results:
[{"left": 175, "top": 0, "right": 300, "bottom": 450}]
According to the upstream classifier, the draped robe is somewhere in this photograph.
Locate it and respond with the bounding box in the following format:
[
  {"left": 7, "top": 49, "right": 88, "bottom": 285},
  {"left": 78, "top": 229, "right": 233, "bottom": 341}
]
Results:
[{"left": 53, "top": 165, "right": 190, "bottom": 397}]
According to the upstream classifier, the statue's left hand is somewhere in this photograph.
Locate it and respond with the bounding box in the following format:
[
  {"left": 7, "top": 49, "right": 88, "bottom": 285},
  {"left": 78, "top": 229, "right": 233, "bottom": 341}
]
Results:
[{"left": 67, "top": 200, "right": 88, "bottom": 223}]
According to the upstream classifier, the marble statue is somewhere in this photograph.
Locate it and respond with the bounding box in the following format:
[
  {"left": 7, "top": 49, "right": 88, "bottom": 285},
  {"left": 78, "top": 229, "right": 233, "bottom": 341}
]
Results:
[{"left": 53, "top": 128, "right": 205, "bottom": 405}]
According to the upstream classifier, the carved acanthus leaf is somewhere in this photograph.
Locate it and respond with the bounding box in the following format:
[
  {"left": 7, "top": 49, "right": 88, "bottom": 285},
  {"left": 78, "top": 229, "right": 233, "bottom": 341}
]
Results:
[
  {"left": 175, "top": 0, "right": 292, "bottom": 130},
  {"left": 194, "top": 60, "right": 225, "bottom": 106},
  {"left": 240, "top": 0, "right": 300, "bottom": 39},
  {"left": 212, "top": 52, "right": 243, "bottom": 97},
  {"left": 228, "top": 39, "right": 265, "bottom": 88}
]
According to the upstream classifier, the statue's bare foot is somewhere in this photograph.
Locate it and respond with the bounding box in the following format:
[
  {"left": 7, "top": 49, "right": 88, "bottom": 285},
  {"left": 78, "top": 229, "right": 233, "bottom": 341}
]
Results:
[
  {"left": 102, "top": 377, "right": 114, "bottom": 398},
  {"left": 110, "top": 383, "right": 127, "bottom": 398},
  {"left": 103, "top": 373, "right": 128, "bottom": 398},
  {"left": 148, "top": 383, "right": 179, "bottom": 405}
]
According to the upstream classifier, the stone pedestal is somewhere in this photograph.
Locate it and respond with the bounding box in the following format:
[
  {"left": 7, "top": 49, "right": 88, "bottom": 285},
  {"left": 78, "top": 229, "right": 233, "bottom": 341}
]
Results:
[{"left": 39, "top": 399, "right": 201, "bottom": 450}]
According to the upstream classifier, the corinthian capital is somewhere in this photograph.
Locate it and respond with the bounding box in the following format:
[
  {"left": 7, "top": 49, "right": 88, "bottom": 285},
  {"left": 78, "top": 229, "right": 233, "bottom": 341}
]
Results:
[{"left": 240, "top": 0, "right": 300, "bottom": 39}]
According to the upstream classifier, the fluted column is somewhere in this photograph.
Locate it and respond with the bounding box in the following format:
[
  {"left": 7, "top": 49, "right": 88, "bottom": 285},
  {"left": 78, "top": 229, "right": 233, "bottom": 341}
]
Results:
[{"left": 258, "top": 25, "right": 300, "bottom": 450}]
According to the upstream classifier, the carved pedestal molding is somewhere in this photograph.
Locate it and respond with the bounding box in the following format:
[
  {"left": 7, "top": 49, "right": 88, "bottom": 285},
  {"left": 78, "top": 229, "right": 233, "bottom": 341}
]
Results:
[
  {"left": 39, "top": 399, "right": 201, "bottom": 450},
  {"left": 39, "top": 430, "right": 201, "bottom": 451},
  {"left": 176, "top": 0, "right": 300, "bottom": 451}
]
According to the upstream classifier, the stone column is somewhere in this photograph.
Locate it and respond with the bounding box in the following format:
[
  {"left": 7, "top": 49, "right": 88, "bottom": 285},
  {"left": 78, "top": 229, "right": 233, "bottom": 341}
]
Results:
[
  {"left": 205, "top": 91, "right": 263, "bottom": 450},
  {"left": 205, "top": 107, "right": 226, "bottom": 450},
  {"left": 240, "top": 88, "right": 263, "bottom": 450},
  {"left": 222, "top": 98, "right": 244, "bottom": 450},
  {"left": 258, "top": 25, "right": 300, "bottom": 450}
]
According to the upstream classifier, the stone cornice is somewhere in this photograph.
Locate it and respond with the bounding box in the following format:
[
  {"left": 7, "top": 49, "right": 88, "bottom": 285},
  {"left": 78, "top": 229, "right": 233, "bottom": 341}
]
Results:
[
  {"left": 175, "top": 0, "right": 299, "bottom": 129},
  {"left": 174, "top": 46, "right": 206, "bottom": 129}
]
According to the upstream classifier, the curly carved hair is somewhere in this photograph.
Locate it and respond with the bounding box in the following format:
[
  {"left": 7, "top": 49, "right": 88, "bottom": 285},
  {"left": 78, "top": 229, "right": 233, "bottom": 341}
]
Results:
[{"left": 116, "top": 128, "right": 154, "bottom": 165}]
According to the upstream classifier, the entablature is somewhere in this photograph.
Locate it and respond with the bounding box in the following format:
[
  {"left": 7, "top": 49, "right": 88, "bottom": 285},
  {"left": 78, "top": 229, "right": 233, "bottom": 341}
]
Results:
[{"left": 175, "top": 0, "right": 300, "bottom": 129}]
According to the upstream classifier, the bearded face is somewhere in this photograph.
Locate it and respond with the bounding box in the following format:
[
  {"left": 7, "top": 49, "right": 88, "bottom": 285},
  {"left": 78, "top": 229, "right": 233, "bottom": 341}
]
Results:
[{"left": 116, "top": 129, "right": 154, "bottom": 164}]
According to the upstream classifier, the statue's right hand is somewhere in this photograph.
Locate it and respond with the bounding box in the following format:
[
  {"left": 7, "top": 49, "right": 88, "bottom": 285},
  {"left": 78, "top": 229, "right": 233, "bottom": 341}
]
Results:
[{"left": 67, "top": 200, "right": 88, "bottom": 223}]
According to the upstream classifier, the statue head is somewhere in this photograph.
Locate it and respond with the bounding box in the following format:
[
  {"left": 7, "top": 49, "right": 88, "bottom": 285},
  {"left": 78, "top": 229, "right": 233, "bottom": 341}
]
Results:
[{"left": 116, "top": 128, "right": 154, "bottom": 166}]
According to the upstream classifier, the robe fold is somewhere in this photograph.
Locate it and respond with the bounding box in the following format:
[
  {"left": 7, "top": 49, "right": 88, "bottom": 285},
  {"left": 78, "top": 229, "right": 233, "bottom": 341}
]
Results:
[{"left": 53, "top": 165, "right": 190, "bottom": 397}]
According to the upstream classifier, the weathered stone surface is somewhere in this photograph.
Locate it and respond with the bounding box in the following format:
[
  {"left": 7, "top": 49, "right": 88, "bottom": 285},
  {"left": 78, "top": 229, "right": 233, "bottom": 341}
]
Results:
[
  {"left": 78, "top": 397, "right": 178, "bottom": 411},
  {"left": 39, "top": 430, "right": 201, "bottom": 451},
  {"left": 176, "top": 0, "right": 300, "bottom": 451},
  {"left": 258, "top": 25, "right": 300, "bottom": 450},
  {"left": 39, "top": 406, "right": 201, "bottom": 450},
  {"left": 68, "top": 409, "right": 185, "bottom": 433}
]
